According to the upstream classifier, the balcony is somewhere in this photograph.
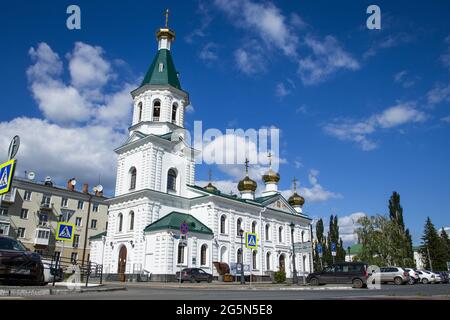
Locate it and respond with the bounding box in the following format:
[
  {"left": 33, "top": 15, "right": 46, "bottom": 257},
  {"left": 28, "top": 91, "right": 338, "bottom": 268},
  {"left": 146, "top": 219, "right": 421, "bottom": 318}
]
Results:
[
  {"left": 40, "top": 202, "right": 53, "bottom": 211},
  {"left": 1, "top": 189, "right": 16, "bottom": 205},
  {"left": 34, "top": 227, "right": 51, "bottom": 246}
]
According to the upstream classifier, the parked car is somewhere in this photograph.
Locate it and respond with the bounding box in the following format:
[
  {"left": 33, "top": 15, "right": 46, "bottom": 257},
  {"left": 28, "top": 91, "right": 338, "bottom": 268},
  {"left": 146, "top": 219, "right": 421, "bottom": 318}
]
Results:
[
  {"left": 306, "top": 262, "right": 369, "bottom": 288},
  {"left": 404, "top": 268, "right": 420, "bottom": 284},
  {"left": 415, "top": 270, "right": 435, "bottom": 284},
  {"left": 437, "top": 272, "right": 449, "bottom": 284},
  {"left": 432, "top": 272, "right": 442, "bottom": 283},
  {"left": 176, "top": 268, "right": 213, "bottom": 283},
  {"left": 0, "top": 236, "right": 45, "bottom": 285},
  {"left": 376, "top": 267, "right": 409, "bottom": 285}
]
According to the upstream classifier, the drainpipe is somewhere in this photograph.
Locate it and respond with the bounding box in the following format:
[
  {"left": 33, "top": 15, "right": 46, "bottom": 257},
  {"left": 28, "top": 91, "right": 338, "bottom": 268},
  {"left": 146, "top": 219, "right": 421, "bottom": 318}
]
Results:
[{"left": 81, "top": 194, "right": 93, "bottom": 267}]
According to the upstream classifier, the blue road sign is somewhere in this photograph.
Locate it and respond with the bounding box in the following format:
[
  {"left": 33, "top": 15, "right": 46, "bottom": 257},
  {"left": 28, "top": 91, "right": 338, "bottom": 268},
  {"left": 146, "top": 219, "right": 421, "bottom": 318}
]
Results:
[
  {"left": 0, "top": 160, "right": 16, "bottom": 196},
  {"left": 331, "top": 242, "right": 337, "bottom": 252},
  {"left": 245, "top": 232, "right": 258, "bottom": 249},
  {"left": 180, "top": 221, "right": 189, "bottom": 235},
  {"left": 56, "top": 222, "right": 75, "bottom": 242},
  {"left": 317, "top": 244, "right": 323, "bottom": 254}
]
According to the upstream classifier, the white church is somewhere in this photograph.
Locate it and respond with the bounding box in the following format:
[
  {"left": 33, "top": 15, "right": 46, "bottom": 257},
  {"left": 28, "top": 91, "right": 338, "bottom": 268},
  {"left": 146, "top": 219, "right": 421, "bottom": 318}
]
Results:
[{"left": 90, "top": 16, "right": 313, "bottom": 282}]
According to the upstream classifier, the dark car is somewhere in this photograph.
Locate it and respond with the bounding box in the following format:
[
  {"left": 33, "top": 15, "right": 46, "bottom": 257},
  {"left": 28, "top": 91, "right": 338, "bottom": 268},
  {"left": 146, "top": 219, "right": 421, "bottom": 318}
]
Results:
[
  {"left": 437, "top": 271, "right": 449, "bottom": 284},
  {"left": 306, "top": 262, "right": 369, "bottom": 288},
  {"left": 176, "top": 268, "right": 213, "bottom": 283},
  {"left": 0, "top": 236, "right": 45, "bottom": 285}
]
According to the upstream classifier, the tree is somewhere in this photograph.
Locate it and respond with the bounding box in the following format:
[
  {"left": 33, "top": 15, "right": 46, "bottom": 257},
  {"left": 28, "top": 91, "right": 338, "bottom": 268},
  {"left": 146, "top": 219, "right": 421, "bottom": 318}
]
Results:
[
  {"left": 313, "top": 218, "right": 325, "bottom": 271},
  {"left": 439, "top": 228, "right": 450, "bottom": 264},
  {"left": 419, "top": 217, "right": 448, "bottom": 271}
]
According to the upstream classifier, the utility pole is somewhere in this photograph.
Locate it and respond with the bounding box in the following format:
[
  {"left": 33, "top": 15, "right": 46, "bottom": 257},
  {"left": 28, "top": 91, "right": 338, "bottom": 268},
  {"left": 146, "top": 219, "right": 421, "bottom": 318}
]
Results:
[
  {"left": 81, "top": 194, "right": 93, "bottom": 267},
  {"left": 290, "top": 223, "right": 298, "bottom": 284}
]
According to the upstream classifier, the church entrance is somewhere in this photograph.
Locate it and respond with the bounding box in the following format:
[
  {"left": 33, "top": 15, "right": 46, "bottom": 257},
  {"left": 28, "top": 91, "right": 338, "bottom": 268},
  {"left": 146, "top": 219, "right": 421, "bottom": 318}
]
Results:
[
  {"left": 278, "top": 254, "right": 285, "bottom": 272},
  {"left": 118, "top": 245, "right": 127, "bottom": 282}
]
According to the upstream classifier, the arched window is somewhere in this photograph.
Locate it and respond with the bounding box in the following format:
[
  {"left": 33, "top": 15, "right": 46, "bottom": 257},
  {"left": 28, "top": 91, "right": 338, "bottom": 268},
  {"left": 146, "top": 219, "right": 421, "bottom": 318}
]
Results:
[
  {"left": 129, "top": 211, "right": 134, "bottom": 231},
  {"left": 220, "top": 246, "right": 228, "bottom": 263},
  {"left": 266, "top": 252, "right": 271, "bottom": 271},
  {"left": 265, "top": 224, "right": 270, "bottom": 240},
  {"left": 171, "top": 103, "right": 178, "bottom": 124},
  {"left": 118, "top": 213, "right": 123, "bottom": 232},
  {"left": 237, "top": 248, "right": 243, "bottom": 264},
  {"left": 129, "top": 167, "right": 137, "bottom": 190},
  {"left": 220, "top": 215, "right": 227, "bottom": 234},
  {"left": 252, "top": 250, "right": 257, "bottom": 270},
  {"left": 153, "top": 100, "right": 161, "bottom": 121},
  {"left": 251, "top": 221, "right": 257, "bottom": 233},
  {"left": 301, "top": 231, "right": 305, "bottom": 243},
  {"left": 279, "top": 227, "right": 283, "bottom": 243},
  {"left": 236, "top": 218, "right": 242, "bottom": 236},
  {"left": 167, "top": 169, "right": 177, "bottom": 192},
  {"left": 200, "top": 244, "right": 208, "bottom": 266},
  {"left": 177, "top": 243, "right": 185, "bottom": 264},
  {"left": 137, "top": 102, "right": 143, "bottom": 122}
]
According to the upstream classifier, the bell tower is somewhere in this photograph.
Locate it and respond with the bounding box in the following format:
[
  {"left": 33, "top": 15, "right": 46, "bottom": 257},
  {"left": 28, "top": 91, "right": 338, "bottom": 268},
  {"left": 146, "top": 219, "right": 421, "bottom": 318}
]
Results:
[{"left": 129, "top": 9, "right": 189, "bottom": 137}]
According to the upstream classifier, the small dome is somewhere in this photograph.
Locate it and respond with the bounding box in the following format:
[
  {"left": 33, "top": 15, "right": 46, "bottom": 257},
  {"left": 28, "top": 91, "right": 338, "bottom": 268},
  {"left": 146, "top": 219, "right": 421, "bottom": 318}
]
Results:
[
  {"left": 238, "top": 176, "right": 257, "bottom": 192},
  {"left": 288, "top": 192, "right": 305, "bottom": 207},
  {"left": 204, "top": 182, "right": 218, "bottom": 192},
  {"left": 262, "top": 168, "right": 280, "bottom": 184}
]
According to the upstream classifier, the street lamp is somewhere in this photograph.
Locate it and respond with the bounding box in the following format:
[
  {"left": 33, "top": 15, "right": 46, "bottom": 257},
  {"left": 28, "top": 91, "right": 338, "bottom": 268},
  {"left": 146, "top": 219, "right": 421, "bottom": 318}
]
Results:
[
  {"left": 290, "top": 222, "right": 298, "bottom": 285},
  {"left": 347, "top": 246, "right": 351, "bottom": 262},
  {"left": 239, "top": 228, "right": 245, "bottom": 284}
]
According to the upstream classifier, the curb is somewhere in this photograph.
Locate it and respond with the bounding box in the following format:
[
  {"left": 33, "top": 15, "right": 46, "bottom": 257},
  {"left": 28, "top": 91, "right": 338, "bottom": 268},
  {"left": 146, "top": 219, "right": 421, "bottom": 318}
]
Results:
[{"left": 0, "top": 286, "right": 127, "bottom": 297}]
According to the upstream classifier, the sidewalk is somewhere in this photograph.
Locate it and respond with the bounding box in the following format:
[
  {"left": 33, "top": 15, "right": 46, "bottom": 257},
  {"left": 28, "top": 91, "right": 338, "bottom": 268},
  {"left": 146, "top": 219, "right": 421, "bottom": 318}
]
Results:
[
  {"left": 0, "top": 283, "right": 127, "bottom": 297},
  {"left": 103, "top": 281, "right": 355, "bottom": 291}
]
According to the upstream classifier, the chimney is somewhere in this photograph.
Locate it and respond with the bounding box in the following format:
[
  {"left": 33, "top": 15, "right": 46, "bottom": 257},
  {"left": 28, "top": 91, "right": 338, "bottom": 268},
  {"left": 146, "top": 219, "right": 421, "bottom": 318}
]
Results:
[{"left": 82, "top": 183, "right": 89, "bottom": 194}]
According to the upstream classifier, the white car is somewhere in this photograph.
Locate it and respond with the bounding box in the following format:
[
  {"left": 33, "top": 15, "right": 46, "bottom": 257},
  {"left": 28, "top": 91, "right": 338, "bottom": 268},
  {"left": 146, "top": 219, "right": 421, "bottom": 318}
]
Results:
[
  {"left": 415, "top": 270, "right": 436, "bottom": 284},
  {"left": 404, "top": 268, "right": 420, "bottom": 284},
  {"left": 432, "top": 272, "right": 442, "bottom": 283},
  {"left": 41, "top": 259, "right": 63, "bottom": 284}
]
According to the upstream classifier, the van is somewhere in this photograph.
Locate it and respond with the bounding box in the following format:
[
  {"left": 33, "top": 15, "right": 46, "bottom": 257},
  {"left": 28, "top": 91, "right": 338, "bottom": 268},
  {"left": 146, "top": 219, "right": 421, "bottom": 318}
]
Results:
[{"left": 306, "top": 262, "right": 369, "bottom": 288}]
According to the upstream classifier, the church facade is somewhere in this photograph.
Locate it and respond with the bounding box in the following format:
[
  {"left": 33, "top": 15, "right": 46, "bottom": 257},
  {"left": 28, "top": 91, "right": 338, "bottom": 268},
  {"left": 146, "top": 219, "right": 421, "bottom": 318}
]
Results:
[{"left": 90, "top": 18, "right": 313, "bottom": 281}]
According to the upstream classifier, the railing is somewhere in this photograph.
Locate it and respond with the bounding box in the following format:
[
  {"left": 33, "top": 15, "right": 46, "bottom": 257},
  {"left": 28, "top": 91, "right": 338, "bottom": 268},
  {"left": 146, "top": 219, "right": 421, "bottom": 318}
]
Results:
[{"left": 41, "top": 253, "right": 104, "bottom": 287}]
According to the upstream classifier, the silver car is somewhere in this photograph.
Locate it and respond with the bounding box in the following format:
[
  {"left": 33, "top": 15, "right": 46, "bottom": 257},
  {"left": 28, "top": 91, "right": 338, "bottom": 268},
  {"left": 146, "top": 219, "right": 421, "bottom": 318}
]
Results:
[{"left": 378, "top": 267, "right": 410, "bottom": 285}]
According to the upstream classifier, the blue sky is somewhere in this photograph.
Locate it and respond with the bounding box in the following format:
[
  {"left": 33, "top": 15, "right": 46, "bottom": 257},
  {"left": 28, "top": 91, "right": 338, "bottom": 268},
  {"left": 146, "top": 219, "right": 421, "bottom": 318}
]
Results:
[{"left": 1, "top": 0, "right": 450, "bottom": 245}]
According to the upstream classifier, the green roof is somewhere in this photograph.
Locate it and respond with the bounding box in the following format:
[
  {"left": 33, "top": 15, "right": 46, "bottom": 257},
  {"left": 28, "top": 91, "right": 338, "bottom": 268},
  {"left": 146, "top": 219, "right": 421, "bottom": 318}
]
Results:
[
  {"left": 89, "top": 231, "right": 106, "bottom": 240},
  {"left": 144, "top": 211, "right": 213, "bottom": 235},
  {"left": 141, "top": 49, "right": 181, "bottom": 90},
  {"left": 349, "top": 243, "right": 363, "bottom": 254}
]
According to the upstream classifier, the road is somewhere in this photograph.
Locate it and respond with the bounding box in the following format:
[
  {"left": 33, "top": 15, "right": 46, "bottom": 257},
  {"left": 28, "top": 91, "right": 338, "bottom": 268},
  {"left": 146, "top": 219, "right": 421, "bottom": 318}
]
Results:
[{"left": 13, "top": 283, "right": 450, "bottom": 300}]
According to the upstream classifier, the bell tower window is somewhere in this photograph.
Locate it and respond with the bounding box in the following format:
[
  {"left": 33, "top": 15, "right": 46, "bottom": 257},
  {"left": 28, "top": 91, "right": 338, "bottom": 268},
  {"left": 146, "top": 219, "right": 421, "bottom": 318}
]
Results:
[
  {"left": 171, "top": 103, "right": 178, "bottom": 124},
  {"left": 129, "top": 167, "right": 137, "bottom": 190},
  {"left": 153, "top": 100, "right": 161, "bottom": 121},
  {"left": 159, "top": 63, "right": 164, "bottom": 72},
  {"left": 167, "top": 168, "right": 177, "bottom": 192},
  {"left": 137, "top": 102, "right": 143, "bottom": 122}
]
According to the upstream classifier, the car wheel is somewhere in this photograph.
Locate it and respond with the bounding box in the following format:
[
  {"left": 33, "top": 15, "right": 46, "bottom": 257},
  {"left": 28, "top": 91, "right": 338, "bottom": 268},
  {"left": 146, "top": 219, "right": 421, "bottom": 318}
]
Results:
[
  {"left": 394, "top": 277, "right": 403, "bottom": 285},
  {"left": 309, "top": 278, "right": 319, "bottom": 286},
  {"left": 352, "top": 278, "right": 363, "bottom": 289},
  {"left": 190, "top": 277, "right": 196, "bottom": 283},
  {"left": 36, "top": 271, "right": 45, "bottom": 286},
  {"left": 408, "top": 278, "right": 415, "bottom": 285},
  {"left": 208, "top": 278, "right": 212, "bottom": 283},
  {"left": 422, "top": 278, "right": 429, "bottom": 284}
]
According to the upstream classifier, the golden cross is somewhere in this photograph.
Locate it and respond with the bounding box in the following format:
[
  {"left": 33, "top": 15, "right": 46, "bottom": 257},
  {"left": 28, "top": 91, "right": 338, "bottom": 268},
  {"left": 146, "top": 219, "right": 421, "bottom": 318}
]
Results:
[
  {"left": 292, "top": 178, "right": 298, "bottom": 192},
  {"left": 165, "top": 9, "right": 170, "bottom": 28},
  {"left": 208, "top": 168, "right": 212, "bottom": 182},
  {"left": 244, "top": 158, "right": 249, "bottom": 175},
  {"left": 267, "top": 152, "right": 272, "bottom": 167}
]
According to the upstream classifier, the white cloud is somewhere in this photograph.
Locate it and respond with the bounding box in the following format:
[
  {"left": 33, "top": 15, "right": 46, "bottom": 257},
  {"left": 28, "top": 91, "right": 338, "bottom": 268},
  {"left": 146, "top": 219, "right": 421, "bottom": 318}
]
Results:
[
  {"left": 196, "top": 179, "right": 238, "bottom": 196},
  {"left": 427, "top": 84, "right": 450, "bottom": 106},
  {"left": 338, "top": 212, "right": 366, "bottom": 244},
  {"left": 298, "top": 36, "right": 360, "bottom": 85},
  {"left": 0, "top": 118, "right": 123, "bottom": 192},
  {"left": 2, "top": 42, "right": 135, "bottom": 194},
  {"left": 324, "top": 102, "right": 427, "bottom": 150},
  {"left": 214, "top": 0, "right": 298, "bottom": 57},
  {"left": 364, "top": 32, "right": 415, "bottom": 59},
  {"left": 441, "top": 115, "right": 450, "bottom": 123},
  {"left": 199, "top": 42, "right": 219, "bottom": 62},
  {"left": 67, "top": 42, "right": 113, "bottom": 89},
  {"left": 441, "top": 36, "right": 450, "bottom": 72},
  {"left": 275, "top": 83, "right": 291, "bottom": 98},
  {"left": 234, "top": 45, "right": 266, "bottom": 75},
  {"left": 394, "top": 70, "right": 417, "bottom": 88}
]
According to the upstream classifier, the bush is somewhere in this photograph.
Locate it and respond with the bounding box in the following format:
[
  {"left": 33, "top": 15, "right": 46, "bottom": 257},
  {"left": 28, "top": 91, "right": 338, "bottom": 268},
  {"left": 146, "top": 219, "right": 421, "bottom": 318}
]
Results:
[{"left": 274, "top": 270, "right": 286, "bottom": 283}]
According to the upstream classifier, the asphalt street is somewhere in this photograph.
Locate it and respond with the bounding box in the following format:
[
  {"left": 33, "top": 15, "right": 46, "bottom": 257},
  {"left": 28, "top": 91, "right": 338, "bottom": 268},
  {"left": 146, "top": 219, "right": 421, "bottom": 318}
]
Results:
[{"left": 12, "top": 283, "right": 450, "bottom": 300}]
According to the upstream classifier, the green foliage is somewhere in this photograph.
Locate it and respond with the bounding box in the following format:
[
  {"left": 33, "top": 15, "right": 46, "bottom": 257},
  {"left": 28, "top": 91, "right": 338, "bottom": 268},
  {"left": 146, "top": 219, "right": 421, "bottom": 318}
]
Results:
[
  {"left": 274, "top": 270, "right": 286, "bottom": 283},
  {"left": 419, "top": 217, "right": 448, "bottom": 271}
]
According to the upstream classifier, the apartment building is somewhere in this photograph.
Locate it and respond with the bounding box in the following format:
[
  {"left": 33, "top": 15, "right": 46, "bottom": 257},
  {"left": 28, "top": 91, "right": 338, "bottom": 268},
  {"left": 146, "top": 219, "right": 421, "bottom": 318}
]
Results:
[{"left": 0, "top": 176, "right": 108, "bottom": 265}]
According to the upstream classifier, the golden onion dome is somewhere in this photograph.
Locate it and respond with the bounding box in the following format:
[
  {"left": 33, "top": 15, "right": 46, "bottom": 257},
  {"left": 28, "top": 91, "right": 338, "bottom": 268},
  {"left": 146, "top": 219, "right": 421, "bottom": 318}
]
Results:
[
  {"left": 288, "top": 192, "right": 305, "bottom": 207},
  {"left": 262, "top": 168, "right": 280, "bottom": 184},
  {"left": 238, "top": 176, "right": 257, "bottom": 192},
  {"left": 204, "top": 182, "right": 218, "bottom": 192}
]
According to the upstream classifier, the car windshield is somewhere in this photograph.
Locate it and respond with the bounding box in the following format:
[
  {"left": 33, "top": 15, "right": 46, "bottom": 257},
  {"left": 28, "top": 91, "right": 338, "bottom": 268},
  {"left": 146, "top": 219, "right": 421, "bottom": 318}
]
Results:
[{"left": 0, "top": 237, "right": 27, "bottom": 251}]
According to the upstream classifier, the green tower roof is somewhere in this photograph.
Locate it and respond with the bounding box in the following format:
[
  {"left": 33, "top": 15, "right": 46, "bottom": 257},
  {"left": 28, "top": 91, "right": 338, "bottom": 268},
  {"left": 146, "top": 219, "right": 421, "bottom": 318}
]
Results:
[{"left": 141, "top": 49, "right": 182, "bottom": 90}]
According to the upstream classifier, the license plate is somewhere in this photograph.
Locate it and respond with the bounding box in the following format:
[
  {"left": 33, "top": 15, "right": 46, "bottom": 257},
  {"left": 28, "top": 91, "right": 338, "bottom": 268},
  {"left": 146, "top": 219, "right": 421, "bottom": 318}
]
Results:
[{"left": 10, "top": 268, "right": 31, "bottom": 275}]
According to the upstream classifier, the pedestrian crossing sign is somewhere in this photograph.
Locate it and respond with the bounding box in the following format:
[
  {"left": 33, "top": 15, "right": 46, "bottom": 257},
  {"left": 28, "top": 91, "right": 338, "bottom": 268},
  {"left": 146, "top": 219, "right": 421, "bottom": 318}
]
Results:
[
  {"left": 245, "top": 232, "right": 258, "bottom": 250},
  {"left": 0, "top": 159, "right": 16, "bottom": 196},
  {"left": 56, "top": 222, "right": 75, "bottom": 242}
]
